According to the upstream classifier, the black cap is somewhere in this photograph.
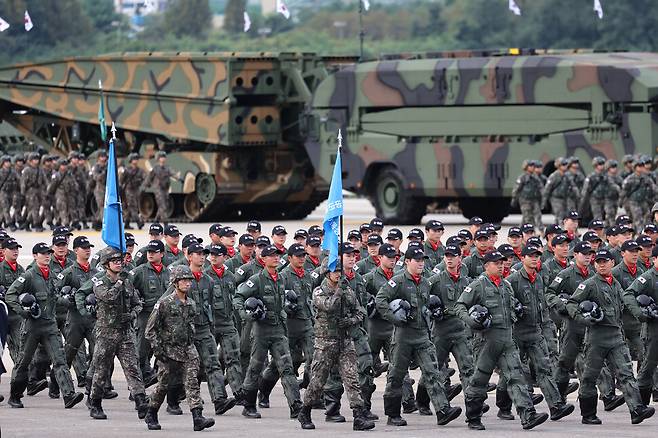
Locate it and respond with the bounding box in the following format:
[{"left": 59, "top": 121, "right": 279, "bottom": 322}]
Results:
[
  {"left": 181, "top": 234, "right": 200, "bottom": 249},
  {"left": 146, "top": 240, "right": 165, "bottom": 253},
  {"left": 288, "top": 243, "right": 307, "bottom": 257},
  {"left": 446, "top": 236, "right": 464, "bottom": 246},
  {"left": 605, "top": 226, "right": 619, "bottom": 236},
  {"left": 295, "top": 229, "right": 310, "bottom": 240},
  {"left": 261, "top": 245, "right": 284, "bottom": 256},
  {"left": 0, "top": 230, "right": 8, "bottom": 242},
  {"left": 208, "top": 244, "right": 228, "bottom": 256},
  {"left": 425, "top": 220, "right": 444, "bottom": 231},
  {"left": 367, "top": 234, "right": 383, "bottom": 246},
  {"left": 474, "top": 229, "right": 489, "bottom": 240},
  {"left": 404, "top": 247, "right": 428, "bottom": 260},
  {"left": 52, "top": 226, "right": 73, "bottom": 237},
  {"left": 565, "top": 211, "right": 580, "bottom": 220},
  {"left": 497, "top": 244, "right": 515, "bottom": 257},
  {"left": 468, "top": 216, "right": 483, "bottom": 226},
  {"left": 246, "top": 220, "right": 261, "bottom": 232},
  {"left": 594, "top": 249, "right": 614, "bottom": 261},
  {"left": 616, "top": 215, "right": 632, "bottom": 226},
  {"left": 483, "top": 223, "right": 502, "bottom": 231},
  {"left": 33, "top": 242, "right": 54, "bottom": 254},
  {"left": 407, "top": 228, "right": 424, "bottom": 240},
  {"left": 483, "top": 250, "right": 506, "bottom": 263},
  {"left": 306, "top": 236, "right": 322, "bottom": 247},
  {"left": 307, "top": 225, "right": 323, "bottom": 236},
  {"left": 573, "top": 241, "right": 594, "bottom": 254},
  {"left": 552, "top": 234, "right": 569, "bottom": 246},
  {"left": 618, "top": 225, "right": 634, "bottom": 235},
  {"left": 149, "top": 223, "right": 164, "bottom": 235},
  {"left": 508, "top": 227, "right": 522, "bottom": 237},
  {"left": 458, "top": 229, "right": 473, "bottom": 240},
  {"left": 378, "top": 243, "right": 397, "bottom": 257},
  {"left": 164, "top": 224, "right": 180, "bottom": 237},
  {"left": 588, "top": 219, "right": 605, "bottom": 229},
  {"left": 341, "top": 242, "right": 359, "bottom": 254},
  {"left": 526, "top": 236, "right": 543, "bottom": 247},
  {"left": 73, "top": 236, "right": 94, "bottom": 249},
  {"left": 187, "top": 243, "right": 209, "bottom": 254},
  {"left": 407, "top": 241, "right": 422, "bottom": 250},
  {"left": 255, "top": 236, "right": 271, "bottom": 247},
  {"left": 125, "top": 233, "right": 136, "bottom": 246},
  {"left": 621, "top": 239, "right": 641, "bottom": 252},
  {"left": 209, "top": 223, "right": 223, "bottom": 235},
  {"left": 370, "top": 217, "right": 384, "bottom": 230},
  {"left": 387, "top": 228, "right": 403, "bottom": 240},
  {"left": 239, "top": 234, "right": 255, "bottom": 246},
  {"left": 521, "top": 245, "right": 542, "bottom": 257},
  {"left": 644, "top": 224, "right": 658, "bottom": 234},
  {"left": 521, "top": 223, "right": 535, "bottom": 234},
  {"left": 444, "top": 244, "right": 461, "bottom": 257},
  {"left": 359, "top": 223, "right": 372, "bottom": 233},
  {"left": 272, "top": 225, "right": 287, "bottom": 235},
  {"left": 581, "top": 230, "right": 602, "bottom": 243},
  {"left": 218, "top": 226, "right": 237, "bottom": 238},
  {"left": 3, "top": 238, "right": 21, "bottom": 249},
  {"left": 636, "top": 235, "right": 653, "bottom": 248},
  {"left": 545, "top": 224, "right": 564, "bottom": 236},
  {"left": 52, "top": 235, "right": 68, "bottom": 246},
  {"left": 347, "top": 230, "right": 361, "bottom": 241}
]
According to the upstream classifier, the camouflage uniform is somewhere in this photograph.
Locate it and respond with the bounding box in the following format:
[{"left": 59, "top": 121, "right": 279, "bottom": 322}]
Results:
[
  {"left": 621, "top": 171, "right": 657, "bottom": 232},
  {"left": 543, "top": 170, "right": 576, "bottom": 223},
  {"left": 143, "top": 162, "right": 174, "bottom": 223},
  {"left": 89, "top": 160, "right": 107, "bottom": 225},
  {"left": 48, "top": 165, "right": 77, "bottom": 227},
  {"left": 512, "top": 170, "right": 543, "bottom": 230},
  {"left": 20, "top": 161, "right": 45, "bottom": 230},
  {"left": 41, "top": 159, "right": 55, "bottom": 227},
  {"left": 73, "top": 159, "right": 89, "bottom": 226},
  {"left": 0, "top": 160, "right": 18, "bottom": 228},
  {"left": 0, "top": 259, "right": 24, "bottom": 363},
  {"left": 604, "top": 167, "right": 623, "bottom": 227},
  {"left": 120, "top": 160, "right": 145, "bottom": 228},
  {"left": 11, "top": 159, "right": 25, "bottom": 227},
  {"left": 581, "top": 167, "right": 608, "bottom": 221}
]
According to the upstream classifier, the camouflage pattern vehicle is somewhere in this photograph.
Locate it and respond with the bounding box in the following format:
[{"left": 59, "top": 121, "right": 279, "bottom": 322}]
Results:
[{"left": 305, "top": 49, "right": 658, "bottom": 223}]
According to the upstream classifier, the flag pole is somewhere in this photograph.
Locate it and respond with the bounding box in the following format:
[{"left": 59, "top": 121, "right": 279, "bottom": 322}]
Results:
[
  {"left": 110, "top": 122, "right": 125, "bottom": 253},
  {"left": 337, "top": 129, "right": 344, "bottom": 277},
  {"left": 358, "top": 1, "right": 365, "bottom": 61}
]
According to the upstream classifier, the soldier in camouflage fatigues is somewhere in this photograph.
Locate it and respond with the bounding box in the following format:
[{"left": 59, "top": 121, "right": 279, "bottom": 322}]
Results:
[
  {"left": 11, "top": 155, "right": 25, "bottom": 230},
  {"left": 0, "top": 156, "right": 18, "bottom": 230},
  {"left": 621, "top": 159, "right": 657, "bottom": 232},
  {"left": 581, "top": 157, "right": 608, "bottom": 221},
  {"left": 143, "top": 151, "right": 176, "bottom": 223},
  {"left": 542, "top": 158, "right": 576, "bottom": 224},
  {"left": 21, "top": 152, "right": 45, "bottom": 231},
  {"left": 567, "top": 157, "right": 585, "bottom": 213},
  {"left": 41, "top": 155, "right": 55, "bottom": 229},
  {"left": 72, "top": 153, "right": 89, "bottom": 229},
  {"left": 88, "top": 151, "right": 107, "bottom": 230},
  {"left": 120, "top": 153, "right": 145, "bottom": 229},
  {"left": 511, "top": 160, "right": 544, "bottom": 231},
  {"left": 604, "top": 160, "right": 623, "bottom": 227},
  {"left": 48, "top": 159, "right": 78, "bottom": 228},
  {"left": 143, "top": 265, "right": 215, "bottom": 431}
]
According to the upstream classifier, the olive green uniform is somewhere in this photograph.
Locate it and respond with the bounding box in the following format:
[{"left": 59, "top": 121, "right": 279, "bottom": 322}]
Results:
[{"left": 0, "top": 260, "right": 25, "bottom": 364}]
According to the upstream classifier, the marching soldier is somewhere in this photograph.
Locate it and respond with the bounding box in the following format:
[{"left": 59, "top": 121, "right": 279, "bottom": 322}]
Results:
[
  {"left": 542, "top": 157, "right": 576, "bottom": 223},
  {"left": 48, "top": 158, "right": 77, "bottom": 228},
  {"left": 604, "top": 159, "right": 623, "bottom": 227},
  {"left": 0, "top": 238, "right": 25, "bottom": 365},
  {"left": 581, "top": 157, "right": 608, "bottom": 221},
  {"left": 567, "top": 157, "right": 585, "bottom": 212},
  {"left": 511, "top": 160, "right": 543, "bottom": 231},
  {"left": 143, "top": 151, "right": 175, "bottom": 223},
  {"left": 621, "top": 157, "right": 657, "bottom": 232},
  {"left": 12, "top": 155, "right": 26, "bottom": 230},
  {"left": 21, "top": 152, "right": 45, "bottom": 232},
  {"left": 41, "top": 155, "right": 55, "bottom": 229},
  {"left": 88, "top": 150, "right": 108, "bottom": 231},
  {"left": 72, "top": 152, "right": 90, "bottom": 230},
  {"left": 0, "top": 156, "right": 18, "bottom": 231},
  {"left": 121, "top": 153, "right": 145, "bottom": 230}
]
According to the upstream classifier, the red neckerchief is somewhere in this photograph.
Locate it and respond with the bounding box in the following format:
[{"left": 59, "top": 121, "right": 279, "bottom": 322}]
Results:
[
  {"left": 372, "top": 256, "right": 381, "bottom": 266},
  {"left": 0, "top": 254, "right": 4, "bottom": 263},
  {"left": 169, "top": 245, "right": 179, "bottom": 256},
  {"left": 354, "top": 251, "right": 361, "bottom": 262},
  {"left": 477, "top": 249, "right": 487, "bottom": 257},
  {"left": 292, "top": 266, "right": 305, "bottom": 278},
  {"left": 78, "top": 262, "right": 90, "bottom": 273},
  {"left": 192, "top": 271, "right": 202, "bottom": 282},
  {"left": 566, "top": 231, "right": 576, "bottom": 241},
  {"left": 212, "top": 265, "right": 225, "bottom": 279},
  {"left": 275, "top": 243, "right": 286, "bottom": 252},
  {"left": 257, "top": 257, "right": 266, "bottom": 267},
  {"left": 6, "top": 260, "right": 17, "bottom": 271},
  {"left": 513, "top": 248, "right": 522, "bottom": 260},
  {"left": 124, "top": 253, "right": 132, "bottom": 263},
  {"left": 577, "top": 264, "right": 589, "bottom": 278},
  {"left": 462, "top": 248, "right": 471, "bottom": 257},
  {"left": 151, "top": 262, "right": 164, "bottom": 274},
  {"left": 536, "top": 259, "right": 542, "bottom": 272},
  {"left": 345, "top": 270, "right": 355, "bottom": 281},
  {"left": 55, "top": 255, "right": 67, "bottom": 268},
  {"left": 382, "top": 268, "right": 394, "bottom": 280},
  {"left": 410, "top": 274, "right": 422, "bottom": 284},
  {"left": 447, "top": 270, "right": 460, "bottom": 283},
  {"left": 226, "top": 246, "right": 235, "bottom": 257},
  {"left": 241, "top": 254, "right": 251, "bottom": 264},
  {"left": 556, "top": 258, "right": 568, "bottom": 268},
  {"left": 502, "top": 267, "right": 511, "bottom": 278},
  {"left": 308, "top": 255, "right": 320, "bottom": 267},
  {"left": 526, "top": 269, "right": 537, "bottom": 284},
  {"left": 488, "top": 274, "right": 501, "bottom": 287},
  {"left": 39, "top": 265, "right": 50, "bottom": 280},
  {"left": 429, "top": 240, "right": 440, "bottom": 251},
  {"left": 644, "top": 258, "right": 651, "bottom": 269},
  {"left": 395, "top": 253, "right": 401, "bottom": 262},
  {"left": 602, "top": 274, "right": 613, "bottom": 286},
  {"left": 626, "top": 262, "right": 637, "bottom": 277},
  {"left": 267, "top": 268, "right": 278, "bottom": 282}
]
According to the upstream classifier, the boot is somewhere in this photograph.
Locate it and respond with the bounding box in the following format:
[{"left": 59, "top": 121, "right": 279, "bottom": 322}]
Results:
[
  {"left": 362, "top": 383, "right": 379, "bottom": 420},
  {"left": 89, "top": 398, "right": 107, "bottom": 419},
  {"left": 145, "top": 407, "right": 161, "bottom": 430},
  {"left": 556, "top": 381, "right": 569, "bottom": 401},
  {"left": 144, "top": 373, "right": 158, "bottom": 388},
  {"left": 166, "top": 385, "right": 183, "bottom": 415},
  {"left": 26, "top": 379, "right": 48, "bottom": 396},
  {"left": 241, "top": 389, "right": 261, "bottom": 419},
  {"left": 603, "top": 394, "right": 625, "bottom": 411},
  {"left": 402, "top": 399, "right": 418, "bottom": 414},
  {"left": 531, "top": 393, "right": 544, "bottom": 405},
  {"left": 310, "top": 398, "right": 325, "bottom": 410},
  {"left": 521, "top": 410, "right": 549, "bottom": 430},
  {"left": 549, "top": 402, "right": 575, "bottom": 421},
  {"left": 579, "top": 396, "right": 602, "bottom": 425},
  {"left": 234, "top": 388, "right": 246, "bottom": 406},
  {"left": 324, "top": 390, "right": 346, "bottom": 422},
  {"left": 290, "top": 400, "right": 303, "bottom": 419},
  {"left": 416, "top": 384, "right": 432, "bottom": 416},
  {"left": 567, "top": 381, "right": 579, "bottom": 395},
  {"left": 436, "top": 406, "right": 462, "bottom": 425},
  {"left": 353, "top": 408, "right": 376, "bottom": 431},
  {"left": 465, "top": 397, "right": 486, "bottom": 430},
  {"left": 373, "top": 361, "right": 389, "bottom": 378},
  {"left": 631, "top": 405, "right": 655, "bottom": 424},
  {"left": 258, "top": 376, "right": 277, "bottom": 408},
  {"left": 214, "top": 396, "right": 237, "bottom": 415},
  {"left": 134, "top": 393, "right": 149, "bottom": 419},
  {"left": 486, "top": 383, "right": 497, "bottom": 392},
  {"left": 496, "top": 388, "right": 514, "bottom": 420},
  {"left": 191, "top": 407, "right": 215, "bottom": 431},
  {"left": 8, "top": 395, "right": 24, "bottom": 409},
  {"left": 298, "top": 404, "right": 315, "bottom": 430},
  {"left": 63, "top": 392, "right": 84, "bottom": 409},
  {"left": 383, "top": 395, "right": 407, "bottom": 426},
  {"left": 447, "top": 383, "right": 462, "bottom": 401},
  {"left": 639, "top": 387, "right": 652, "bottom": 406}
]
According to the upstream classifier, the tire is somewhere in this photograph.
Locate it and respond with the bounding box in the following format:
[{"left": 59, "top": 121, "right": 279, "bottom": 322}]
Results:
[
  {"left": 459, "top": 198, "right": 509, "bottom": 224},
  {"left": 371, "top": 167, "right": 426, "bottom": 225}
]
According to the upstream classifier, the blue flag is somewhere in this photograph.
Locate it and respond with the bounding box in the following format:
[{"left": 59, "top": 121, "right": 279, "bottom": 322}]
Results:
[
  {"left": 322, "top": 145, "right": 343, "bottom": 272},
  {"left": 101, "top": 138, "right": 126, "bottom": 252}
]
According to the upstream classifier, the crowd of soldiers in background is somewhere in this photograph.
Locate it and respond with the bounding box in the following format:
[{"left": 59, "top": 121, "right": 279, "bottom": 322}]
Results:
[
  {"left": 2, "top": 210, "right": 658, "bottom": 431},
  {"left": 0, "top": 149, "right": 175, "bottom": 233},
  {"left": 512, "top": 154, "right": 658, "bottom": 232}
]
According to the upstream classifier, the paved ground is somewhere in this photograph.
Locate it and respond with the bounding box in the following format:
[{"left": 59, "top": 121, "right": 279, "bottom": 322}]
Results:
[{"left": 1, "top": 198, "right": 654, "bottom": 436}]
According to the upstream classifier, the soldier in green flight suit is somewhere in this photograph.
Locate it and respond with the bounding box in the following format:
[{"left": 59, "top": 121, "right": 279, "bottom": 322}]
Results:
[
  {"left": 162, "top": 225, "right": 184, "bottom": 266},
  {"left": 225, "top": 234, "right": 255, "bottom": 273},
  {"left": 131, "top": 223, "right": 164, "bottom": 267},
  {"left": 355, "top": 234, "right": 383, "bottom": 274},
  {"left": 462, "top": 229, "right": 493, "bottom": 279},
  {"left": 423, "top": 220, "right": 445, "bottom": 268},
  {"left": 0, "top": 238, "right": 25, "bottom": 366}
]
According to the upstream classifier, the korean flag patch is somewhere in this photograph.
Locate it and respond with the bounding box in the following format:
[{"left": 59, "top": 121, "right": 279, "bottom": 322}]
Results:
[
  {"left": 17, "top": 276, "right": 25, "bottom": 283},
  {"left": 237, "top": 268, "right": 245, "bottom": 276},
  {"left": 638, "top": 277, "right": 647, "bottom": 284},
  {"left": 246, "top": 280, "right": 254, "bottom": 288},
  {"left": 554, "top": 276, "right": 563, "bottom": 284},
  {"left": 463, "top": 286, "right": 472, "bottom": 293},
  {"left": 577, "top": 284, "right": 586, "bottom": 290},
  {"left": 388, "top": 280, "right": 396, "bottom": 288},
  {"left": 57, "top": 273, "right": 64, "bottom": 280}
]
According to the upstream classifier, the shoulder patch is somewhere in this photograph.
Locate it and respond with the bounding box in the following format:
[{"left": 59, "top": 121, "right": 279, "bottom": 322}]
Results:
[
  {"left": 236, "top": 268, "right": 245, "bottom": 275},
  {"left": 129, "top": 269, "right": 135, "bottom": 275},
  {"left": 463, "top": 286, "right": 472, "bottom": 293},
  {"left": 353, "top": 264, "right": 359, "bottom": 271},
  {"left": 395, "top": 260, "right": 403, "bottom": 266},
  {"left": 577, "top": 283, "right": 586, "bottom": 290},
  {"left": 246, "top": 280, "right": 254, "bottom": 288},
  {"left": 639, "top": 276, "right": 647, "bottom": 284},
  {"left": 388, "top": 279, "right": 396, "bottom": 287},
  {"left": 432, "top": 266, "right": 440, "bottom": 274},
  {"left": 57, "top": 273, "right": 64, "bottom": 280},
  {"left": 135, "top": 251, "right": 142, "bottom": 258},
  {"left": 92, "top": 254, "right": 99, "bottom": 260},
  {"left": 554, "top": 276, "right": 563, "bottom": 284},
  {"left": 311, "top": 272, "right": 319, "bottom": 279},
  {"left": 91, "top": 276, "right": 103, "bottom": 286},
  {"left": 17, "top": 276, "right": 25, "bottom": 283},
  {"left": 279, "top": 259, "right": 286, "bottom": 265}
]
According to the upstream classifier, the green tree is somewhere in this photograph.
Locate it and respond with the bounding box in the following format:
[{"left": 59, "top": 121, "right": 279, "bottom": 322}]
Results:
[
  {"left": 162, "top": 0, "right": 212, "bottom": 38},
  {"left": 81, "top": 0, "right": 120, "bottom": 33},
  {"left": 224, "top": 0, "right": 246, "bottom": 34}
]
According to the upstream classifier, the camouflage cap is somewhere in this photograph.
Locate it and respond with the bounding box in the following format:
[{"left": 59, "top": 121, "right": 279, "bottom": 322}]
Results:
[
  {"left": 170, "top": 265, "right": 195, "bottom": 283},
  {"left": 0, "top": 155, "right": 11, "bottom": 163},
  {"left": 606, "top": 159, "right": 619, "bottom": 169},
  {"left": 155, "top": 151, "right": 167, "bottom": 159},
  {"left": 592, "top": 156, "right": 606, "bottom": 166}
]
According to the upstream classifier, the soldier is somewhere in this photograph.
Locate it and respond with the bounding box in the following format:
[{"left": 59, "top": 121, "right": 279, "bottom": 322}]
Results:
[
  {"left": 120, "top": 153, "right": 145, "bottom": 230},
  {"left": 303, "top": 235, "right": 322, "bottom": 272},
  {"left": 581, "top": 157, "right": 608, "bottom": 221},
  {"left": 621, "top": 157, "right": 657, "bottom": 232},
  {"left": 511, "top": 160, "right": 543, "bottom": 230},
  {"left": 455, "top": 250, "right": 549, "bottom": 430},
  {"left": 142, "top": 151, "right": 175, "bottom": 223},
  {"left": 376, "top": 246, "right": 462, "bottom": 428},
  {"left": 144, "top": 265, "right": 215, "bottom": 431},
  {"left": 359, "top": 223, "right": 372, "bottom": 259},
  {"left": 567, "top": 157, "right": 585, "bottom": 212},
  {"left": 88, "top": 150, "right": 108, "bottom": 231},
  {"left": 0, "top": 238, "right": 25, "bottom": 365},
  {"left": 246, "top": 220, "right": 262, "bottom": 239},
  {"left": 21, "top": 152, "right": 45, "bottom": 232},
  {"left": 41, "top": 155, "right": 55, "bottom": 229},
  {"left": 129, "top": 239, "right": 169, "bottom": 387},
  {"left": 542, "top": 157, "right": 574, "bottom": 223},
  {"left": 0, "top": 156, "right": 18, "bottom": 230},
  {"left": 621, "top": 154, "right": 635, "bottom": 179},
  {"left": 87, "top": 248, "right": 148, "bottom": 420},
  {"left": 132, "top": 223, "right": 164, "bottom": 267},
  {"left": 533, "top": 160, "right": 548, "bottom": 186},
  {"left": 424, "top": 220, "right": 445, "bottom": 267},
  {"left": 567, "top": 249, "right": 655, "bottom": 425},
  {"left": 603, "top": 160, "right": 623, "bottom": 227},
  {"left": 234, "top": 244, "right": 303, "bottom": 419},
  {"left": 356, "top": 234, "right": 383, "bottom": 274},
  {"left": 347, "top": 230, "right": 362, "bottom": 262},
  {"left": 462, "top": 229, "right": 492, "bottom": 278},
  {"left": 5, "top": 242, "right": 84, "bottom": 409},
  {"left": 162, "top": 224, "right": 184, "bottom": 266},
  {"left": 225, "top": 234, "right": 255, "bottom": 273},
  {"left": 72, "top": 152, "right": 90, "bottom": 230},
  {"left": 11, "top": 155, "right": 26, "bottom": 230},
  {"left": 48, "top": 158, "right": 77, "bottom": 228},
  {"left": 297, "top": 262, "right": 375, "bottom": 431}
]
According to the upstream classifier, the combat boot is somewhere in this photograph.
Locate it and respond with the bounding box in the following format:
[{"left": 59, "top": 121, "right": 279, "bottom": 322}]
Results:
[
  {"left": 8, "top": 394, "right": 24, "bottom": 409},
  {"left": 487, "top": 382, "right": 497, "bottom": 392},
  {"left": 531, "top": 393, "right": 544, "bottom": 405},
  {"left": 631, "top": 405, "right": 655, "bottom": 424},
  {"left": 324, "top": 390, "right": 346, "bottom": 422},
  {"left": 373, "top": 361, "right": 389, "bottom": 377},
  {"left": 145, "top": 407, "right": 161, "bottom": 430},
  {"left": 549, "top": 402, "right": 575, "bottom": 421},
  {"left": 241, "top": 389, "right": 261, "bottom": 419},
  {"left": 89, "top": 398, "right": 107, "bottom": 420},
  {"left": 496, "top": 388, "right": 514, "bottom": 420},
  {"left": 465, "top": 397, "right": 486, "bottom": 430},
  {"left": 603, "top": 394, "right": 625, "bottom": 411},
  {"left": 63, "top": 392, "right": 84, "bottom": 409},
  {"left": 436, "top": 406, "right": 461, "bottom": 425},
  {"left": 134, "top": 393, "right": 149, "bottom": 419},
  {"left": 521, "top": 410, "right": 549, "bottom": 430},
  {"left": 192, "top": 407, "right": 215, "bottom": 431},
  {"left": 402, "top": 398, "right": 418, "bottom": 414},
  {"left": 214, "top": 396, "right": 237, "bottom": 415},
  {"left": 383, "top": 395, "right": 407, "bottom": 426},
  {"left": 26, "top": 379, "right": 48, "bottom": 396},
  {"left": 579, "top": 396, "right": 601, "bottom": 425},
  {"left": 447, "top": 383, "right": 462, "bottom": 401},
  {"left": 361, "top": 383, "right": 379, "bottom": 420},
  {"left": 416, "top": 384, "right": 432, "bottom": 415},
  {"left": 258, "top": 376, "right": 277, "bottom": 408},
  {"left": 166, "top": 385, "right": 183, "bottom": 415},
  {"left": 640, "top": 387, "right": 652, "bottom": 405},
  {"left": 353, "top": 408, "right": 376, "bottom": 431},
  {"left": 290, "top": 400, "right": 303, "bottom": 419},
  {"left": 298, "top": 404, "right": 315, "bottom": 429},
  {"left": 567, "top": 381, "right": 579, "bottom": 395},
  {"left": 103, "top": 387, "right": 118, "bottom": 399}
]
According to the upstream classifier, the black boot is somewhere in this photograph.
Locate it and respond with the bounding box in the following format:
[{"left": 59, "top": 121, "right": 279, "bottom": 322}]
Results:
[
  {"left": 8, "top": 392, "right": 24, "bottom": 409},
  {"left": 603, "top": 394, "right": 625, "bottom": 411},
  {"left": 241, "top": 389, "right": 261, "bottom": 419},
  {"left": 89, "top": 398, "right": 107, "bottom": 419},
  {"left": 166, "top": 384, "right": 183, "bottom": 415},
  {"left": 465, "top": 397, "right": 486, "bottom": 430},
  {"left": 447, "top": 383, "right": 462, "bottom": 401},
  {"left": 486, "top": 382, "right": 497, "bottom": 392},
  {"left": 549, "top": 402, "right": 575, "bottom": 421},
  {"left": 63, "top": 392, "right": 84, "bottom": 409},
  {"left": 402, "top": 398, "right": 418, "bottom": 414},
  {"left": 288, "top": 400, "right": 302, "bottom": 419},
  {"left": 639, "top": 387, "right": 652, "bottom": 406},
  {"left": 383, "top": 395, "right": 407, "bottom": 426},
  {"left": 214, "top": 396, "right": 237, "bottom": 415},
  {"left": 567, "top": 381, "right": 579, "bottom": 395},
  {"left": 496, "top": 388, "right": 514, "bottom": 420},
  {"left": 134, "top": 393, "right": 149, "bottom": 419},
  {"left": 531, "top": 393, "right": 544, "bottom": 405},
  {"left": 258, "top": 376, "right": 277, "bottom": 408},
  {"left": 298, "top": 404, "right": 315, "bottom": 430},
  {"left": 373, "top": 361, "right": 389, "bottom": 378},
  {"left": 436, "top": 406, "right": 462, "bottom": 425},
  {"left": 631, "top": 405, "right": 655, "bottom": 424},
  {"left": 191, "top": 407, "right": 215, "bottom": 431},
  {"left": 145, "top": 407, "right": 161, "bottom": 430},
  {"left": 556, "top": 381, "right": 569, "bottom": 401},
  {"left": 416, "top": 384, "right": 432, "bottom": 416},
  {"left": 353, "top": 408, "right": 376, "bottom": 431},
  {"left": 103, "top": 387, "right": 118, "bottom": 399},
  {"left": 324, "top": 390, "right": 346, "bottom": 422},
  {"left": 362, "top": 383, "right": 379, "bottom": 420},
  {"left": 521, "top": 409, "right": 549, "bottom": 430},
  {"left": 579, "top": 396, "right": 601, "bottom": 425},
  {"left": 26, "top": 379, "right": 48, "bottom": 396}
]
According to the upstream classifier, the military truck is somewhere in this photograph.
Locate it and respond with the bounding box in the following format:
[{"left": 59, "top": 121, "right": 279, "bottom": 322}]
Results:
[{"left": 0, "top": 49, "right": 657, "bottom": 223}]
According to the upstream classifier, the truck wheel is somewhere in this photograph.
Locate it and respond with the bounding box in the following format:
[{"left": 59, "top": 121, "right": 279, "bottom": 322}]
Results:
[{"left": 372, "top": 167, "right": 426, "bottom": 224}]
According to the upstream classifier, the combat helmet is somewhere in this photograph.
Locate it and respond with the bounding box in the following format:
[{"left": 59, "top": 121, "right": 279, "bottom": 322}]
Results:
[{"left": 169, "top": 265, "right": 195, "bottom": 284}]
